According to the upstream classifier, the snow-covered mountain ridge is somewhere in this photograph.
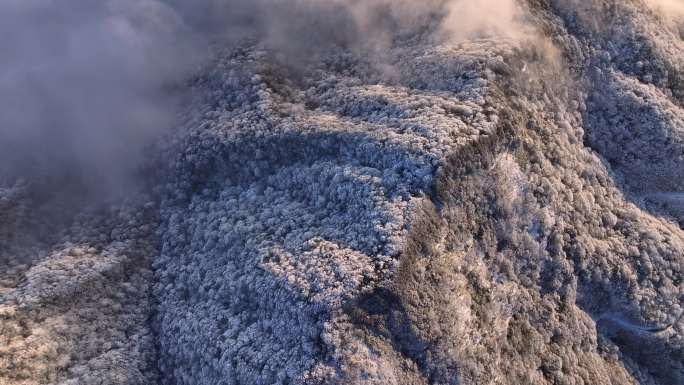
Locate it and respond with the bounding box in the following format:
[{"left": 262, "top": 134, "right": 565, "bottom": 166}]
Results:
[{"left": 1, "top": 1, "right": 683, "bottom": 384}]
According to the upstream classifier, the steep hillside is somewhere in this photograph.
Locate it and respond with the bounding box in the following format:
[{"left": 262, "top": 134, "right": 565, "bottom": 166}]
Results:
[{"left": 1, "top": 1, "right": 683, "bottom": 384}]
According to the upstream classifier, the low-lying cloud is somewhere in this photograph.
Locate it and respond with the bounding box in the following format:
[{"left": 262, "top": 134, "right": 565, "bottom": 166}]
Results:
[
  {"left": 442, "top": 0, "right": 530, "bottom": 42},
  {"left": 646, "top": 0, "right": 684, "bottom": 27},
  {"left": 0, "top": 0, "right": 202, "bottom": 195},
  {"left": 0, "top": 0, "right": 529, "bottom": 198},
  {"left": 646, "top": 0, "right": 684, "bottom": 15}
]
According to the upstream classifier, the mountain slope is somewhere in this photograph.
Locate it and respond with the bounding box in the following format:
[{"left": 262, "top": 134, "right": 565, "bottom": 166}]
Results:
[{"left": 1, "top": 1, "right": 683, "bottom": 384}]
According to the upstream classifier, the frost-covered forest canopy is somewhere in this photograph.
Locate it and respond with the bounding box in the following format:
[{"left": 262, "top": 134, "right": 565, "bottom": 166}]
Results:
[{"left": 1, "top": 1, "right": 684, "bottom": 384}]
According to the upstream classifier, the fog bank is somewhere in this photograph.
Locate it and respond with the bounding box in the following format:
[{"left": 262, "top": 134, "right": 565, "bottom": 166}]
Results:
[{"left": 0, "top": 0, "right": 529, "bottom": 197}]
